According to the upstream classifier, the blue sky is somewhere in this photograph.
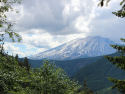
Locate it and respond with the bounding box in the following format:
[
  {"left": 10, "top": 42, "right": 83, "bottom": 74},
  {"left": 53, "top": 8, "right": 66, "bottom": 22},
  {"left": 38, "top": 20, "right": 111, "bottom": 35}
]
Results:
[{"left": 0, "top": 0, "right": 125, "bottom": 58}]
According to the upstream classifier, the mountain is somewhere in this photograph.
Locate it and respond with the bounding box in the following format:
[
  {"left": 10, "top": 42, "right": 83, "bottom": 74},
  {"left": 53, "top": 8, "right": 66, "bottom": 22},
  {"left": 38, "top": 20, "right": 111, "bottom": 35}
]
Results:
[
  {"left": 69, "top": 51, "right": 125, "bottom": 94},
  {"left": 27, "top": 36, "right": 125, "bottom": 60}
]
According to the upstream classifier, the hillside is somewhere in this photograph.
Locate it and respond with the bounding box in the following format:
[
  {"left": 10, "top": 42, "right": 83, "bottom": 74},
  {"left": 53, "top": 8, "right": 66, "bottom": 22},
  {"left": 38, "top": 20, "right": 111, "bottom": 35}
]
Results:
[
  {"left": 18, "top": 54, "right": 103, "bottom": 77},
  {"left": 69, "top": 51, "right": 125, "bottom": 94}
]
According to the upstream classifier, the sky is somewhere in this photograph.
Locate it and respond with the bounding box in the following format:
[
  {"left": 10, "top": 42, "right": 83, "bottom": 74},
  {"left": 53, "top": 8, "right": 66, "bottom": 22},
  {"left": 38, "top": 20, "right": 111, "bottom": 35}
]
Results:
[{"left": 0, "top": 0, "right": 125, "bottom": 58}]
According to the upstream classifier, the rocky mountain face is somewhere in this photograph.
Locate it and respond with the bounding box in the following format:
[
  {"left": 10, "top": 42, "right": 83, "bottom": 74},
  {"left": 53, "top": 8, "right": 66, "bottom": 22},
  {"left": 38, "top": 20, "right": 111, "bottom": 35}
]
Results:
[{"left": 27, "top": 36, "right": 125, "bottom": 60}]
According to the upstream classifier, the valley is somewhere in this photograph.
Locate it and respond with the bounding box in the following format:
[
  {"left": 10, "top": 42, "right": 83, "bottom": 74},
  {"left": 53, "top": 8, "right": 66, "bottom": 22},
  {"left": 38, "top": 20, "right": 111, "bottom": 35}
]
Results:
[{"left": 19, "top": 51, "right": 125, "bottom": 94}]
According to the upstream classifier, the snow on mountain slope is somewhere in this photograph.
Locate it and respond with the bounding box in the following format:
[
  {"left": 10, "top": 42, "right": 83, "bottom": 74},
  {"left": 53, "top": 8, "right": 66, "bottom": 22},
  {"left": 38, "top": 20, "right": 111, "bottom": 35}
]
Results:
[{"left": 27, "top": 36, "right": 124, "bottom": 60}]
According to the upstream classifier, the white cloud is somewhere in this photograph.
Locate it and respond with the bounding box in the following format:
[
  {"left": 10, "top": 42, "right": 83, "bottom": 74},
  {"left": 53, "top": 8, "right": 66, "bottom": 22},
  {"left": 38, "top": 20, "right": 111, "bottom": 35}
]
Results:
[
  {"left": 75, "top": 16, "right": 90, "bottom": 32},
  {"left": 3, "top": 43, "right": 20, "bottom": 51},
  {"left": 0, "top": 0, "right": 125, "bottom": 58}
]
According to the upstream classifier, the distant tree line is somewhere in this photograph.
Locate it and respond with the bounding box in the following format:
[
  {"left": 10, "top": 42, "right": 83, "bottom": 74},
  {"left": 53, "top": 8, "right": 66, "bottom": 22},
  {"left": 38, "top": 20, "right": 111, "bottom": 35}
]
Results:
[{"left": 0, "top": 46, "right": 31, "bottom": 74}]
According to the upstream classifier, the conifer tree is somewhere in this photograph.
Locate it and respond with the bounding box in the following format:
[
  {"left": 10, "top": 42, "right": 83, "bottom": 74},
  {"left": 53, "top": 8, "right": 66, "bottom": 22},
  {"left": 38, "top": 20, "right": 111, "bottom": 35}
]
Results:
[
  {"left": 15, "top": 54, "right": 19, "bottom": 62},
  {"left": 103, "top": 44, "right": 125, "bottom": 93},
  {"left": 82, "top": 76, "right": 89, "bottom": 92},
  {"left": 80, "top": 76, "right": 94, "bottom": 94},
  {"left": 18, "top": 59, "right": 23, "bottom": 67},
  {"left": 0, "top": 45, "right": 5, "bottom": 56},
  {"left": 23, "top": 57, "right": 31, "bottom": 74},
  {"left": 97, "top": 0, "right": 125, "bottom": 93}
]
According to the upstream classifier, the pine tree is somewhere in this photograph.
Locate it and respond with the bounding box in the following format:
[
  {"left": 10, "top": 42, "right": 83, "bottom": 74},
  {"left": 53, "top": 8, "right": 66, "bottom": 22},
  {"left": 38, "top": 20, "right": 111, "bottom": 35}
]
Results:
[
  {"left": 97, "top": 0, "right": 125, "bottom": 93},
  {"left": 81, "top": 76, "right": 94, "bottom": 94},
  {"left": 102, "top": 40, "right": 125, "bottom": 93},
  {"left": 18, "top": 59, "right": 23, "bottom": 67},
  {"left": 0, "top": 45, "right": 5, "bottom": 56},
  {"left": 23, "top": 57, "right": 31, "bottom": 74},
  {"left": 15, "top": 54, "right": 19, "bottom": 62}
]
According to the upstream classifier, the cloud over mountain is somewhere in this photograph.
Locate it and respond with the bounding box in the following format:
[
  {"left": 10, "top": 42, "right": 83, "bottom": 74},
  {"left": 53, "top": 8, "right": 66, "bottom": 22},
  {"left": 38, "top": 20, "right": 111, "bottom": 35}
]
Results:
[{"left": 27, "top": 36, "right": 124, "bottom": 60}]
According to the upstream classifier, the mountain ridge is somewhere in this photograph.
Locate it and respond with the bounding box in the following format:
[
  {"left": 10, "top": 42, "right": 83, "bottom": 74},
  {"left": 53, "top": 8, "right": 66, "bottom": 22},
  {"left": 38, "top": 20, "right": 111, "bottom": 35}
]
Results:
[
  {"left": 70, "top": 51, "right": 125, "bottom": 94},
  {"left": 27, "top": 36, "right": 125, "bottom": 60}
]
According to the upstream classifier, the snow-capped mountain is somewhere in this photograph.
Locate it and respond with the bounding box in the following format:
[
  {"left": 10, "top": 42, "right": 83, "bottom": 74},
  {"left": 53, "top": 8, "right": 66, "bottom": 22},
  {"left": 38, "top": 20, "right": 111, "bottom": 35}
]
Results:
[{"left": 27, "top": 36, "right": 125, "bottom": 60}]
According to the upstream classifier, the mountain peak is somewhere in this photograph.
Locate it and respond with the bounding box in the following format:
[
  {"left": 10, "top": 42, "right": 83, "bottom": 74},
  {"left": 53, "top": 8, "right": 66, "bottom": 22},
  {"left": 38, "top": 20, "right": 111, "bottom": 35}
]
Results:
[{"left": 27, "top": 36, "right": 122, "bottom": 60}]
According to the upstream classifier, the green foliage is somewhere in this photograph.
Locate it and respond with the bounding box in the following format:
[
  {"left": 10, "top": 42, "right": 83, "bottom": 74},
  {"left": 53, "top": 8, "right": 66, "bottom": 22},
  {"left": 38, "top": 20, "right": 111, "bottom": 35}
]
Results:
[
  {"left": 97, "top": 0, "right": 125, "bottom": 18},
  {"left": 97, "top": 1, "right": 125, "bottom": 93},
  {"left": 29, "top": 59, "right": 82, "bottom": 94},
  {"left": 0, "top": 52, "right": 83, "bottom": 93},
  {"left": 0, "top": 0, "right": 22, "bottom": 54},
  {"left": 102, "top": 38, "right": 125, "bottom": 93},
  {"left": 0, "top": 54, "right": 30, "bottom": 93}
]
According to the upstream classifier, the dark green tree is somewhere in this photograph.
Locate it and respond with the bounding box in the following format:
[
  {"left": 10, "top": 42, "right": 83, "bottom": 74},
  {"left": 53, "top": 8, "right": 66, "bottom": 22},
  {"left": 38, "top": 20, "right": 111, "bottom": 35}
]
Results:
[
  {"left": 103, "top": 41, "right": 125, "bottom": 93},
  {"left": 15, "top": 54, "right": 19, "bottom": 62},
  {"left": 18, "top": 59, "right": 24, "bottom": 67},
  {"left": 82, "top": 76, "right": 89, "bottom": 92},
  {"left": 81, "top": 76, "right": 94, "bottom": 94},
  {"left": 29, "top": 59, "right": 82, "bottom": 94},
  {"left": 0, "top": 53, "right": 33, "bottom": 93},
  {"left": 97, "top": 0, "right": 125, "bottom": 93},
  {"left": 23, "top": 57, "right": 31, "bottom": 74},
  {"left": 0, "top": 45, "right": 4, "bottom": 56}
]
